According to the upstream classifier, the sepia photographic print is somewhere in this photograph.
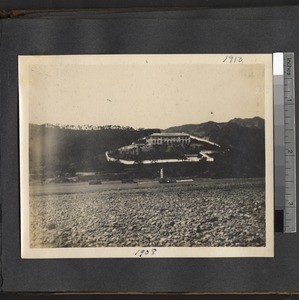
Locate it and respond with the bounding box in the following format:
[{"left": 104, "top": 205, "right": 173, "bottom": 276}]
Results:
[{"left": 19, "top": 54, "right": 274, "bottom": 258}]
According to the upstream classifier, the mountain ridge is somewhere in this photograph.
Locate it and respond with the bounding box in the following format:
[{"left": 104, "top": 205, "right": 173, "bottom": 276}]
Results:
[
  {"left": 29, "top": 116, "right": 265, "bottom": 178},
  {"left": 164, "top": 116, "right": 264, "bottom": 143},
  {"left": 35, "top": 116, "right": 264, "bottom": 136}
]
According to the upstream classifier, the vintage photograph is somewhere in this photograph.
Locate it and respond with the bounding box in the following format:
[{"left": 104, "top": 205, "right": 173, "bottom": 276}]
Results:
[{"left": 19, "top": 54, "right": 274, "bottom": 258}]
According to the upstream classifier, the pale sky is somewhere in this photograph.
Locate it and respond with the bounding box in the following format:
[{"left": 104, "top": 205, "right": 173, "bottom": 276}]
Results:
[{"left": 28, "top": 57, "right": 266, "bottom": 129}]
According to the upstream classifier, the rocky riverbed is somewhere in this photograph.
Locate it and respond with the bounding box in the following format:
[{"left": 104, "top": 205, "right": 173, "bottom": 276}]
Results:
[{"left": 29, "top": 178, "right": 265, "bottom": 248}]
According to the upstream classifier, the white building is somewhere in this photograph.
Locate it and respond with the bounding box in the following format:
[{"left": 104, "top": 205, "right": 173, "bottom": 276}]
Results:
[{"left": 146, "top": 133, "right": 190, "bottom": 145}]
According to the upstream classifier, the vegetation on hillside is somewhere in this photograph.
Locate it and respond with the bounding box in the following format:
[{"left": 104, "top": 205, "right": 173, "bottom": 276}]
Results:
[
  {"left": 29, "top": 117, "right": 265, "bottom": 180},
  {"left": 29, "top": 124, "right": 160, "bottom": 178}
]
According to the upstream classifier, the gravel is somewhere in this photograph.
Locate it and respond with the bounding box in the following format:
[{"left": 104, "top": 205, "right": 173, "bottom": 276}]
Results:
[{"left": 29, "top": 178, "right": 265, "bottom": 248}]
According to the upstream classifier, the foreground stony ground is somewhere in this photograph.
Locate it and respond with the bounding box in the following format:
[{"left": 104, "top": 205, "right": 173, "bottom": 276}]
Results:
[{"left": 30, "top": 178, "right": 265, "bottom": 248}]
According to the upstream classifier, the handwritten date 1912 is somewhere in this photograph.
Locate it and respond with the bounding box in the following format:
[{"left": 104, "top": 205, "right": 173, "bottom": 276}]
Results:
[
  {"left": 135, "top": 248, "right": 157, "bottom": 257},
  {"left": 223, "top": 56, "right": 243, "bottom": 63}
]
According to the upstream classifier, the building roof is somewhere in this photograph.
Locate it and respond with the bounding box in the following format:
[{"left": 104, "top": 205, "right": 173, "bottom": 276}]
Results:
[{"left": 149, "top": 132, "right": 190, "bottom": 137}]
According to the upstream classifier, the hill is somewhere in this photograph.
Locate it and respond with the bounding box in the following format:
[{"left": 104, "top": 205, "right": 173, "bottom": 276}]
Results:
[
  {"left": 29, "top": 116, "right": 265, "bottom": 179},
  {"left": 229, "top": 117, "right": 264, "bottom": 130},
  {"left": 164, "top": 116, "right": 264, "bottom": 141},
  {"left": 164, "top": 117, "right": 265, "bottom": 178},
  {"left": 29, "top": 124, "right": 160, "bottom": 177}
]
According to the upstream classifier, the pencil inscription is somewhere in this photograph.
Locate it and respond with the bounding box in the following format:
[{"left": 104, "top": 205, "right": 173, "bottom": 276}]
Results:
[
  {"left": 135, "top": 249, "right": 158, "bottom": 257},
  {"left": 222, "top": 55, "right": 243, "bottom": 64}
]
